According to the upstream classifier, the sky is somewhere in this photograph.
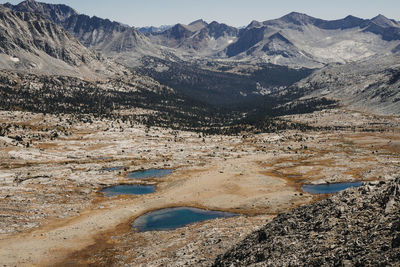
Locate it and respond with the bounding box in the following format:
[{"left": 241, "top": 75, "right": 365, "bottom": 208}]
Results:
[{"left": 4, "top": 0, "right": 400, "bottom": 27}]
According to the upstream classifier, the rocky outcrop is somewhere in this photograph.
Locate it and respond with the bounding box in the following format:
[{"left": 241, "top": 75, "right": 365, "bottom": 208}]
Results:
[
  {"left": 214, "top": 178, "right": 400, "bottom": 266},
  {"left": 0, "top": 7, "right": 124, "bottom": 78}
]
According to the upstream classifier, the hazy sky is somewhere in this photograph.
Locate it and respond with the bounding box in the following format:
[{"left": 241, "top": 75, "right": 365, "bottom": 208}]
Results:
[{"left": 4, "top": 0, "right": 400, "bottom": 27}]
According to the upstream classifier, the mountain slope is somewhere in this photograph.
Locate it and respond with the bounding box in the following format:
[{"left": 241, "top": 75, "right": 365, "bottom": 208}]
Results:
[
  {"left": 215, "top": 178, "right": 400, "bottom": 266},
  {"left": 4, "top": 0, "right": 164, "bottom": 61},
  {"left": 0, "top": 6, "right": 122, "bottom": 78},
  {"left": 289, "top": 52, "right": 400, "bottom": 115},
  {"left": 226, "top": 12, "right": 400, "bottom": 68},
  {"left": 61, "top": 14, "right": 153, "bottom": 54}
]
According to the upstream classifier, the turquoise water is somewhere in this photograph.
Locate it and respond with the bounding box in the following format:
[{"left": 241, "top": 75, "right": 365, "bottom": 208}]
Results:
[
  {"left": 302, "top": 182, "right": 363, "bottom": 194},
  {"left": 132, "top": 207, "right": 237, "bottom": 232},
  {"left": 126, "top": 169, "right": 172, "bottom": 179},
  {"left": 101, "top": 184, "right": 155, "bottom": 196}
]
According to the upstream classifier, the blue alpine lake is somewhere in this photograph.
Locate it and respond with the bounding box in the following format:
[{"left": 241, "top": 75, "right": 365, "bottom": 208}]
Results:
[
  {"left": 302, "top": 181, "right": 363, "bottom": 194},
  {"left": 132, "top": 207, "right": 237, "bottom": 232},
  {"left": 126, "top": 169, "right": 172, "bottom": 179},
  {"left": 101, "top": 184, "right": 155, "bottom": 196}
]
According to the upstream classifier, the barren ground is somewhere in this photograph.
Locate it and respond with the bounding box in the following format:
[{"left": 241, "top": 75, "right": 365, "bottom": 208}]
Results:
[{"left": 0, "top": 108, "right": 398, "bottom": 266}]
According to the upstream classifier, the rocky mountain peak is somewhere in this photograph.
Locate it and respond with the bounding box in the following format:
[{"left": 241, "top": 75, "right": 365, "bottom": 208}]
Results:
[
  {"left": 247, "top": 20, "right": 263, "bottom": 29},
  {"left": 11, "top": 0, "right": 78, "bottom": 24},
  {"left": 168, "top": 23, "right": 194, "bottom": 37},
  {"left": 15, "top": 0, "right": 40, "bottom": 9},
  {"left": 189, "top": 19, "right": 207, "bottom": 26},
  {"left": 341, "top": 15, "right": 366, "bottom": 24},
  {"left": 341, "top": 15, "right": 364, "bottom": 23},
  {"left": 279, "top": 12, "right": 316, "bottom": 25},
  {"left": 187, "top": 19, "right": 208, "bottom": 31},
  {"left": 371, "top": 14, "right": 398, "bottom": 27},
  {"left": 2, "top": 2, "right": 13, "bottom": 8},
  {"left": 207, "top": 21, "right": 239, "bottom": 39}
]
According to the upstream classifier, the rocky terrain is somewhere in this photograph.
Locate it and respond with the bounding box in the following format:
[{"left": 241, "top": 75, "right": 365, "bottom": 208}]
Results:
[
  {"left": 290, "top": 52, "right": 400, "bottom": 115},
  {"left": 214, "top": 178, "right": 400, "bottom": 266},
  {"left": 0, "top": 108, "right": 398, "bottom": 266},
  {"left": 0, "top": 5, "right": 125, "bottom": 78},
  {"left": 0, "top": 1, "right": 399, "bottom": 266}
]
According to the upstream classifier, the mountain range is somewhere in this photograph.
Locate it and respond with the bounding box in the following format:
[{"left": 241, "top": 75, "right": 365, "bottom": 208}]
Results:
[
  {"left": 0, "top": 0, "right": 399, "bottom": 115},
  {"left": 146, "top": 19, "right": 239, "bottom": 56},
  {"left": 3, "top": 0, "right": 168, "bottom": 68},
  {"left": 3, "top": 0, "right": 400, "bottom": 69},
  {"left": 226, "top": 12, "right": 400, "bottom": 68},
  {"left": 142, "top": 13, "right": 400, "bottom": 68}
]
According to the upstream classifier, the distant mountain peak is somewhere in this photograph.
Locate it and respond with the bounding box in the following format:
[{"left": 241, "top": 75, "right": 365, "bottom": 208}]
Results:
[
  {"left": 343, "top": 15, "right": 360, "bottom": 20},
  {"left": 285, "top": 11, "right": 309, "bottom": 17},
  {"left": 278, "top": 12, "right": 316, "bottom": 25},
  {"left": 11, "top": 0, "right": 79, "bottom": 23},
  {"left": 174, "top": 23, "right": 191, "bottom": 30},
  {"left": 17, "top": 0, "right": 41, "bottom": 8},
  {"left": 371, "top": 14, "right": 397, "bottom": 27},
  {"left": 189, "top": 19, "right": 207, "bottom": 26},
  {"left": 247, "top": 20, "right": 263, "bottom": 29},
  {"left": 373, "top": 14, "right": 389, "bottom": 20},
  {"left": 281, "top": 12, "right": 314, "bottom": 22},
  {"left": 1, "top": 0, "right": 15, "bottom": 9},
  {"left": 187, "top": 19, "right": 208, "bottom": 32}
]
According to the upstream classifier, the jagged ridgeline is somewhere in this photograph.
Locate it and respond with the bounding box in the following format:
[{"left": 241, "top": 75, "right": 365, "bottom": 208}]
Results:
[{"left": 4, "top": 0, "right": 400, "bottom": 69}]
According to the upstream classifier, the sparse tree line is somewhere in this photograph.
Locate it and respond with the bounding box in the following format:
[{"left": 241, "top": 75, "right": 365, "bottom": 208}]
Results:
[{"left": 0, "top": 70, "right": 338, "bottom": 135}]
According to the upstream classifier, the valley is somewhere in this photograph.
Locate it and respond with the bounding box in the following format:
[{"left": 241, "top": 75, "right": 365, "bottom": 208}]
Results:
[
  {"left": 0, "top": 0, "right": 399, "bottom": 266},
  {"left": 0, "top": 108, "right": 398, "bottom": 266}
]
